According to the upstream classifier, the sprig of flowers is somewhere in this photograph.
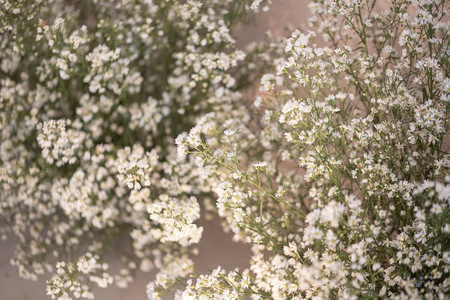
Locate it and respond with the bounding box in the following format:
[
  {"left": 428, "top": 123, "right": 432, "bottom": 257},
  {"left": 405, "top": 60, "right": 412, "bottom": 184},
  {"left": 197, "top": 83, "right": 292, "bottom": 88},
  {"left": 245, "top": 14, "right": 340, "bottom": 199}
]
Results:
[{"left": 176, "top": 0, "right": 450, "bottom": 298}]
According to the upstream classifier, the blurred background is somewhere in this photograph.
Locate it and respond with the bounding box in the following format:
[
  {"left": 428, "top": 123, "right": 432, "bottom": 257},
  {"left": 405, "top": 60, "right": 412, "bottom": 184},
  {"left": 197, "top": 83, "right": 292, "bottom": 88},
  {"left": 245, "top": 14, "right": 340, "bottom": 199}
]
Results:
[{"left": 0, "top": 0, "right": 308, "bottom": 299}]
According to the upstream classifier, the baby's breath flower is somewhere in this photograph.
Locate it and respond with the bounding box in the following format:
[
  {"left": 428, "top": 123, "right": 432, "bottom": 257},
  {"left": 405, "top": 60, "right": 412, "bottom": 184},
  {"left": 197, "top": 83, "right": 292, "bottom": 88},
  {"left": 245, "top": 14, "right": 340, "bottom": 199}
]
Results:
[
  {"left": 1, "top": 0, "right": 272, "bottom": 298},
  {"left": 175, "top": 0, "right": 450, "bottom": 298}
]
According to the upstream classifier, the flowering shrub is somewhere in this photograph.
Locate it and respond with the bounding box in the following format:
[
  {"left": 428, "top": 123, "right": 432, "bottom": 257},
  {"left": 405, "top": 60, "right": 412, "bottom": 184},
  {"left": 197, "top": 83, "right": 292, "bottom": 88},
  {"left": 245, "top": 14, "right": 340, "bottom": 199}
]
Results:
[
  {"left": 0, "top": 0, "right": 274, "bottom": 299},
  {"left": 1, "top": 0, "right": 449, "bottom": 299},
  {"left": 176, "top": 0, "right": 450, "bottom": 299}
]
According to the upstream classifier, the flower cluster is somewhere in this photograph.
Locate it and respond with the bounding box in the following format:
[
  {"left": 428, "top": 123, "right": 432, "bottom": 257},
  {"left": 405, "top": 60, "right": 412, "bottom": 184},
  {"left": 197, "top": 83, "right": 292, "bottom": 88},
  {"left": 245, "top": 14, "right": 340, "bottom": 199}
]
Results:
[
  {"left": 116, "top": 145, "right": 158, "bottom": 190},
  {"left": 176, "top": 0, "right": 449, "bottom": 298},
  {"left": 37, "top": 119, "right": 86, "bottom": 166},
  {"left": 0, "top": 0, "right": 273, "bottom": 299},
  {"left": 47, "top": 253, "right": 112, "bottom": 300}
]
